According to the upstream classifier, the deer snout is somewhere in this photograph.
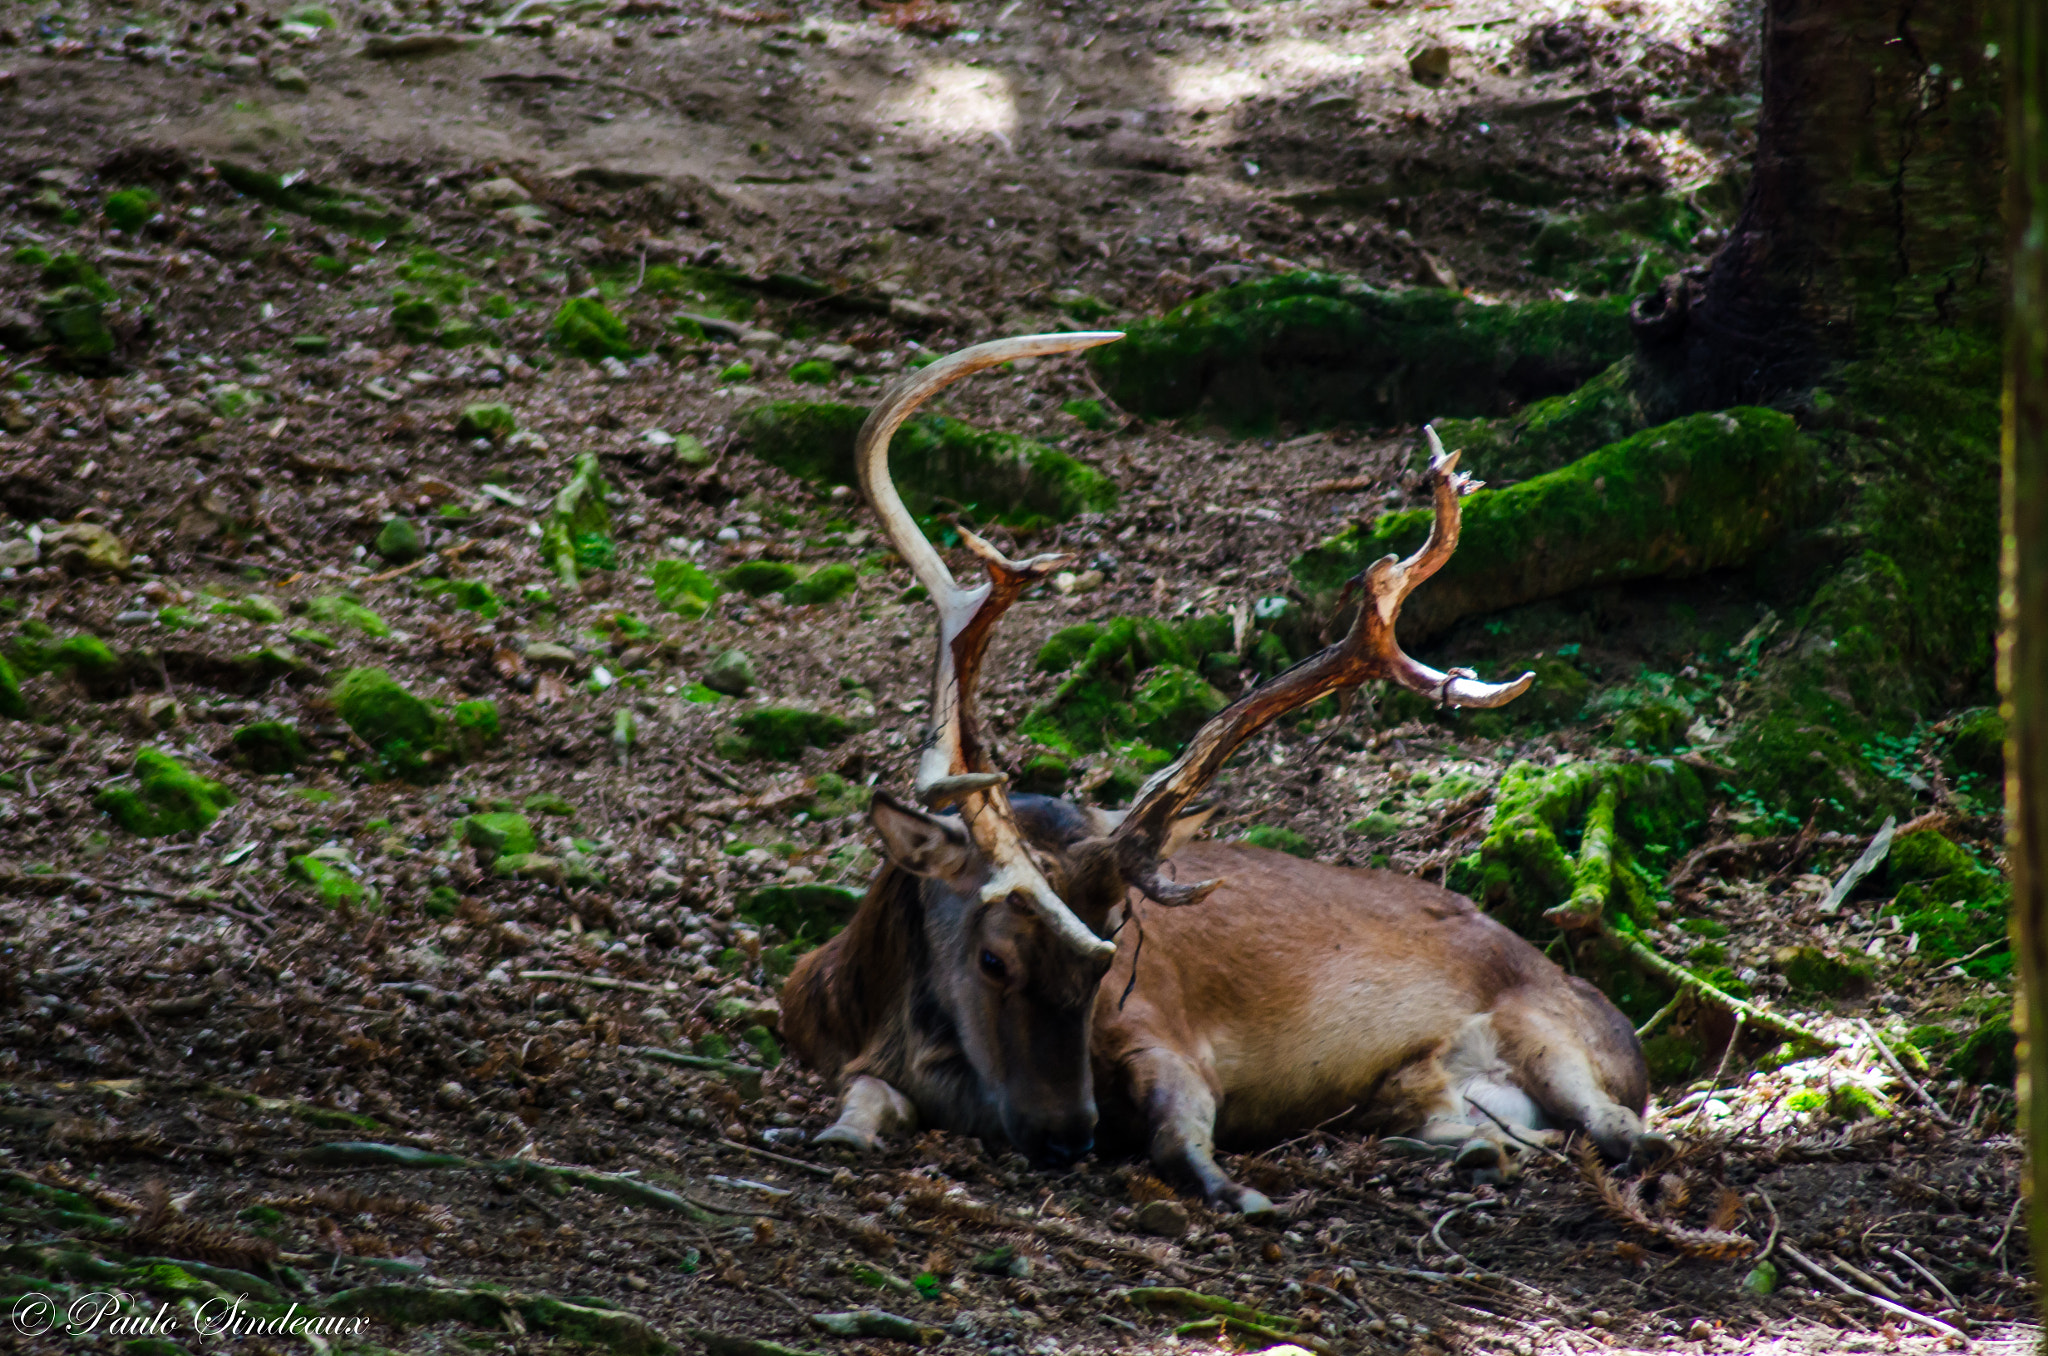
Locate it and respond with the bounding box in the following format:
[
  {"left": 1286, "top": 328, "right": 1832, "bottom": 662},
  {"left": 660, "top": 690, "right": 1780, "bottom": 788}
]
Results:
[{"left": 1009, "top": 1105, "right": 1098, "bottom": 1167}]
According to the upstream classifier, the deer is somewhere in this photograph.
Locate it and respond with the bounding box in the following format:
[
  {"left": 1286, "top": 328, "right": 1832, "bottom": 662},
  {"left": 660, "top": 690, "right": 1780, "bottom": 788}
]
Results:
[{"left": 781, "top": 332, "right": 1665, "bottom": 1215}]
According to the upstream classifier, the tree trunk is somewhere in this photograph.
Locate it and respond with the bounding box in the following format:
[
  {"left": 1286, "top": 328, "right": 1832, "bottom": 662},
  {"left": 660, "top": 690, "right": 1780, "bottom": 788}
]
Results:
[
  {"left": 1634, "top": 0, "right": 2005, "bottom": 416},
  {"left": 2002, "top": 0, "right": 2048, "bottom": 1320}
]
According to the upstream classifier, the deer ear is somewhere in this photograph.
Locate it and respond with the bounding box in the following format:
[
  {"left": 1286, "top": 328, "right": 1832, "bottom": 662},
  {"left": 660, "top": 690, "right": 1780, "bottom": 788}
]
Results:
[
  {"left": 870, "top": 790, "right": 975, "bottom": 880},
  {"left": 1160, "top": 802, "right": 1217, "bottom": 858}
]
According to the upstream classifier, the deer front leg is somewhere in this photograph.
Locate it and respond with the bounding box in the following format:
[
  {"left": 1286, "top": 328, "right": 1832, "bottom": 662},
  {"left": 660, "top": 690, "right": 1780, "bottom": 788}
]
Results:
[
  {"left": 814, "top": 1074, "right": 918, "bottom": 1152},
  {"left": 1124, "top": 1048, "right": 1274, "bottom": 1218}
]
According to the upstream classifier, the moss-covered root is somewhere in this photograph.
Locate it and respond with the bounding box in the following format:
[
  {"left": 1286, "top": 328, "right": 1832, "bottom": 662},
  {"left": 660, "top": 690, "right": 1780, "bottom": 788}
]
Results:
[
  {"left": 1292, "top": 407, "right": 1816, "bottom": 640},
  {"left": 1604, "top": 925, "right": 1834, "bottom": 1052},
  {"left": 541, "top": 451, "right": 616, "bottom": 591},
  {"left": 94, "top": 748, "right": 236, "bottom": 836},
  {"left": 1088, "top": 271, "right": 1632, "bottom": 430},
  {"left": 1550, "top": 782, "right": 1620, "bottom": 930}
]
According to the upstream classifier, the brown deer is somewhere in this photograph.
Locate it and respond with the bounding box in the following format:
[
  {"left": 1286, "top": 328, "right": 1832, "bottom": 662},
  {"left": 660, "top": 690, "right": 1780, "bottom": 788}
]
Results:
[{"left": 782, "top": 333, "right": 1663, "bottom": 1214}]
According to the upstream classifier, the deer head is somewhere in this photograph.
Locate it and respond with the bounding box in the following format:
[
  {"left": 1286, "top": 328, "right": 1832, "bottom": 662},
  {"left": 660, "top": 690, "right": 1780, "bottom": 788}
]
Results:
[{"left": 854, "top": 334, "right": 1531, "bottom": 1164}]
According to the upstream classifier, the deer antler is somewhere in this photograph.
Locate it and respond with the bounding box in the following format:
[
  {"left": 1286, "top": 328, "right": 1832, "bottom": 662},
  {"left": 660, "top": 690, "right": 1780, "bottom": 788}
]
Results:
[
  {"left": 857, "top": 331, "right": 1124, "bottom": 961},
  {"left": 1110, "top": 426, "right": 1534, "bottom": 907}
]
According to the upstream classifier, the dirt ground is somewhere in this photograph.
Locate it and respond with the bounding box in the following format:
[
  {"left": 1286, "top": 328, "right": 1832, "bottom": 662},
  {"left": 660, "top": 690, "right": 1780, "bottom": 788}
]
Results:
[{"left": 0, "top": 0, "right": 2038, "bottom": 1352}]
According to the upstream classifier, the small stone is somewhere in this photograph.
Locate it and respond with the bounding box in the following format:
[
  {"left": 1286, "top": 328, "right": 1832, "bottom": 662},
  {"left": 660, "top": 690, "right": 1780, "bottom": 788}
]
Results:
[
  {"left": 522, "top": 641, "right": 578, "bottom": 670},
  {"left": 374, "top": 517, "right": 424, "bottom": 563},
  {"left": 1052, "top": 569, "right": 1105, "bottom": 596},
  {"left": 701, "top": 648, "right": 756, "bottom": 696},
  {"left": 738, "top": 328, "right": 783, "bottom": 350},
  {"left": 225, "top": 53, "right": 264, "bottom": 77},
  {"left": 454, "top": 401, "right": 516, "bottom": 440},
  {"left": 1133, "top": 1199, "right": 1190, "bottom": 1239},
  {"left": 889, "top": 297, "right": 947, "bottom": 325},
  {"left": 435, "top": 1081, "right": 471, "bottom": 1110},
  {"left": 467, "top": 177, "right": 532, "bottom": 209},
  {"left": 810, "top": 342, "right": 858, "bottom": 365},
  {"left": 0, "top": 538, "right": 38, "bottom": 569},
  {"left": 291, "top": 333, "right": 332, "bottom": 355},
  {"left": 1687, "top": 1320, "right": 1712, "bottom": 1341},
  {"left": 648, "top": 867, "right": 685, "bottom": 898},
  {"left": 270, "top": 65, "right": 312, "bottom": 92},
  {"left": 43, "top": 522, "right": 130, "bottom": 576},
  {"left": 1408, "top": 43, "right": 1453, "bottom": 83}
]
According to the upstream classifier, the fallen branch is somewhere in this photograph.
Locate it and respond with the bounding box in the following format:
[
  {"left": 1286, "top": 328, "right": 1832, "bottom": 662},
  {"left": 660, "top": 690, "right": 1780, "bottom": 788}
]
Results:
[
  {"left": 1778, "top": 1243, "right": 1970, "bottom": 1346},
  {"left": 519, "top": 969, "right": 669, "bottom": 995},
  {"left": 1604, "top": 923, "right": 1833, "bottom": 1051}
]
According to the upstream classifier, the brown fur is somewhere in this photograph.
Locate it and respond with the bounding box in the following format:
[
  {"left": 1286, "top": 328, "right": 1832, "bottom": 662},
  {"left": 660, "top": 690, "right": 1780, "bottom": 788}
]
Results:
[{"left": 789, "top": 822, "right": 1656, "bottom": 1208}]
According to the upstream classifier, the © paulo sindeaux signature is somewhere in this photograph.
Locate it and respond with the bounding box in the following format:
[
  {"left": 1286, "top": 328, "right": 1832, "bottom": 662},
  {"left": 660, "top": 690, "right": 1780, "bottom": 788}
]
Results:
[{"left": 12, "top": 1290, "right": 372, "bottom": 1342}]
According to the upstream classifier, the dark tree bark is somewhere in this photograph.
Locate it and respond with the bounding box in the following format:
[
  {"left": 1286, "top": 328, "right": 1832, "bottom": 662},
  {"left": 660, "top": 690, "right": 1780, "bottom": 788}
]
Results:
[
  {"left": 2002, "top": 0, "right": 2048, "bottom": 1318},
  {"left": 1634, "top": 0, "right": 2005, "bottom": 416}
]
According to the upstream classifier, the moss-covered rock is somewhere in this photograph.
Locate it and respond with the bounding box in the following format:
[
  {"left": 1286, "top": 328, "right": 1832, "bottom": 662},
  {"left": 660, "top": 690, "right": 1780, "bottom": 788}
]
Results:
[
  {"left": 229, "top": 720, "right": 309, "bottom": 773},
  {"left": 455, "top": 402, "right": 517, "bottom": 441},
  {"left": 1242, "top": 825, "right": 1312, "bottom": 857},
  {"left": 213, "top": 159, "right": 408, "bottom": 238},
  {"left": 701, "top": 648, "right": 755, "bottom": 696},
  {"left": 461, "top": 811, "right": 537, "bottom": 862},
  {"left": 725, "top": 708, "right": 857, "bottom": 761},
  {"left": 38, "top": 284, "right": 117, "bottom": 370},
  {"left": 391, "top": 298, "right": 441, "bottom": 343},
  {"left": 0, "top": 653, "right": 25, "bottom": 719},
  {"left": 549, "top": 297, "right": 639, "bottom": 362},
  {"left": 540, "top": 452, "right": 615, "bottom": 591},
  {"left": 288, "top": 852, "right": 366, "bottom": 908},
  {"left": 722, "top": 560, "right": 800, "bottom": 597},
  {"left": 46, "top": 635, "right": 126, "bottom": 694},
  {"left": 1526, "top": 193, "right": 1704, "bottom": 297},
  {"left": 332, "top": 667, "right": 444, "bottom": 781},
  {"left": 741, "top": 401, "right": 1118, "bottom": 527},
  {"left": 1880, "top": 828, "right": 2011, "bottom": 976},
  {"left": 374, "top": 517, "right": 424, "bottom": 563},
  {"left": 1090, "top": 272, "right": 1631, "bottom": 431},
  {"left": 1953, "top": 1012, "right": 2016, "bottom": 1085},
  {"left": 740, "top": 882, "right": 863, "bottom": 943},
  {"left": 306, "top": 593, "right": 389, "bottom": 637},
  {"left": 1947, "top": 707, "right": 2006, "bottom": 780},
  {"left": 652, "top": 559, "right": 723, "bottom": 618},
  {"left": 786, "top": 563, "right": 857, "bottom": 606},
  {"left": 1771, "top": 945, "right": 1875, "bottom": 998},
  {"left": 95, "top": 748, "right": 237, "bottom": 837},
  {"left": 1015, "top": 753, "right": 1070, "bottom": 795},
  {"left": 103, "top": 187, "right": 161, "bottom": 232},
  {"left": 451, "top": 699, "right": 501, "bottom": 758},
  {"left": 1019, "top": 613, "right": 1240, "bottom": 758},
  {"left": 1292, "top": 408, "right": 1816, "bottom": 640}
]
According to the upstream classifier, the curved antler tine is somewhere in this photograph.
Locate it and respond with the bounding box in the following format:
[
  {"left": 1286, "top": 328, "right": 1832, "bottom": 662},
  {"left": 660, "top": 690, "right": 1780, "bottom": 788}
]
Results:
[
  {"left": 1109, "top": 435, "right": 1531, "bottom": 889},
  {"left": 857, "top": 331, "right": 1124, "bottom": 963}
]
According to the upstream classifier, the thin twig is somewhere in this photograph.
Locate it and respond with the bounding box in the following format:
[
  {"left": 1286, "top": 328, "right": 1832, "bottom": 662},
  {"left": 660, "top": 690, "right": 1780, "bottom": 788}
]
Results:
[
  {"left": 1635, "top": 989, "right": 1687, "bottom": 1040},
  {"left": 1462, "top": 1098, "right": 1570, "bottom": 1165},
  {"left": 1857, "top": 1019, "right": 1959, "bottom": 1127},
  {"left": 1991, "top": 1197, "right": 2022, "bottom": 1277},
  {"left": 1688, "top": 1011, "right": 1746, "bottom": 1136},
  {"left": 1429, "top": 1206, "right": 1479, "bottom": 1274},
  {"left": 518, "top": 969, "right": 669, "bottom": 995},
  {"left": 1752, "top": 1185, "right": 1780, "bottom": 1263},
  {"left": 1882, "top": 1245, "right": 1961, "bottom": 1311},
  {"left": 714, "top": 1138, "right": 839, "bottom": 1180},
  {"left": 1778, "top": 1244, "right": 1970, "bottom": 1346}
]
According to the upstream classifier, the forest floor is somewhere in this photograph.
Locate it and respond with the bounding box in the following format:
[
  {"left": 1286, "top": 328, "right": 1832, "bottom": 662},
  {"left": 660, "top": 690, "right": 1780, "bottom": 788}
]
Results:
[{"left": 0, "top": 0, "right": 2036, "bottom": 1353}]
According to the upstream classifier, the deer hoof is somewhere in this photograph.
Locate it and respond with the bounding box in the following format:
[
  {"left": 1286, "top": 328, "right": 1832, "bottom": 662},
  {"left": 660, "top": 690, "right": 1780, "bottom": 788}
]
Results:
[
  {"left": 1628, "top": 1132, "right": 1676, "bottom": 1170},
  {"left": 813, "top": 1124, "right": 880, "bottom": 1153},
  {"left": 1452, "top": 1136, "right": 1502, "bottom": 1173},
  {"left": 1227, "top": 1187, "right": 1278, "bottom": 1219}
]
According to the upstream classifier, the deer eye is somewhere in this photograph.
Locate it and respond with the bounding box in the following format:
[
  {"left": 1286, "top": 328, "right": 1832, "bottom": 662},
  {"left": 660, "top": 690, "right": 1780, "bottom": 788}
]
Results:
[{"left": 979, "top": 950, "right": 1008, "bottom": 982}]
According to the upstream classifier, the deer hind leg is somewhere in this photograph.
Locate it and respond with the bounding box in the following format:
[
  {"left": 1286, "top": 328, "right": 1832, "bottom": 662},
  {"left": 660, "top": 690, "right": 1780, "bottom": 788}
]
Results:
[
  {"left": 1124, "top": 1047, "right": 1275, "bottom": 1218},
  {"left": 1395, "top": 1015, "right": 1558, "bottom": 1179},
  {"left": 814, "top": 1074, "right": 918, "bottom": 1153},
  {"left": 1494, "top": 993, "right": 1672, "bottom": 1168}
]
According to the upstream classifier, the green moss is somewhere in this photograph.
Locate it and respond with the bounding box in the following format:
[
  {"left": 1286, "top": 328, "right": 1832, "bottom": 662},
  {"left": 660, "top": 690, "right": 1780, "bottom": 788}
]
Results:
[
  {"left": 1092, "top": 272, "right": 1631, "bottom": 431},
  {"left": 785, "top": 563, "right": 857, "bottom": 606},
  {"left": 1035, "top": 623, "right": 1103, "bottom": 674},
  {"left": 1954, "top": 1013, "right": 2016, "bottom": 1085},
  {"left": 47, "top": 635, "right": 124, "bottom": 693},
  {"left": 420, "top": 576, "right": 502, "bottom": 619},
  {"left": 652, "top": 559, "right": 723, "bottom": 618},
  {"left": 540, "top": 452, "right": 616, "bottom": 590},
  {"left": 728, "top": 707, "right": 857, "bottom": 760},
  {"left": 1293, "top": 409, "right": 1815, "bottom": 639},
  {"left": 722, "top": 561, "right": 801, "bottom": 597},
  {"left": 1020, "top": 615, "right": 1242, "bottom": 758},
  {"left": 230, "top": 720, "right": 309, "bottom": 773},
  {"left": 451, "top": 699, "right": 502, "bottom": 757},
  {"left": 1527, "top": 194, "right": 1703, "bottom": 297},
  {"left": 333, "top": 667, "right": 444, "bottom": 781},
  {"left": 741, "top": 400, "right": 1118, "bottom": 527},
  {"left": 1015, "top": 754, "right": 1070, "bottom": 795},
  {"left": 1772, "top": 945, "right": 1875, "bottom": 998},
  {"left": 719, "top": 359, "right": 754, "bottom": 383},
  {"left": 1243, "top": 825, "right": 1312, "bottom": 857},
  {"left": 1432, "top": 359, "right": 1648, "bottom": 484},
  {"left": 41, "top": 251, "right": 116, "bottom": 303},
  {"left": 1881, "top": 829, "right": 2010, "bottom": 976},
  {"left": 391, "top": 298, "right": 440, "bottom": 342},
  {"left": 0, "top": 653, "right": 25, "bottom": 719},
  {"left": 1061, "top": 398, "right": 1115, "bottom": 431},
  {"left": 374, "top": 517, "right": 424, "bottom": 563},
  {"left": 38, "top": 286, "right": 115, "bottom": 369},
  {"left": 740, "top": 882, "right": 862, "bottom": 942},
  {"left": 95, "top": 748, "right": 236, "bottom": 837},
  {"left": 1948, "top": 707, "right": 2005, "bottom": 780},
  {"left": 461, "top": 811, "right": 537, "bottom": 861},
  {"left": 214, "top": 160, "right": 407, "bottom": 238},
  {"left": 1640, "top": 1031, "right": 1700, "bottom": 1083},
  {"left": 104, "top": 187, "right": 161, "bottom": 232},
  {"left": 455, "top": 402, "right": 517, "bottom": 440},
  {"left": 1589, "top": 677, "right": 1694, "bottom": 753},
  {"left": 307, "top": 593, "right": 389, "bottom": 637},
  {"left": 210, "top": 593, "right": 286, "bottom": 624},
  {"left": 550, "top": 297, "right": 639, "bottom": 361},
  {"left": 789, "top": 359, "right": 836, "bottom": 385},
  {"left": 288, "top": 853, "right": 366, "bottom": 908}
]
